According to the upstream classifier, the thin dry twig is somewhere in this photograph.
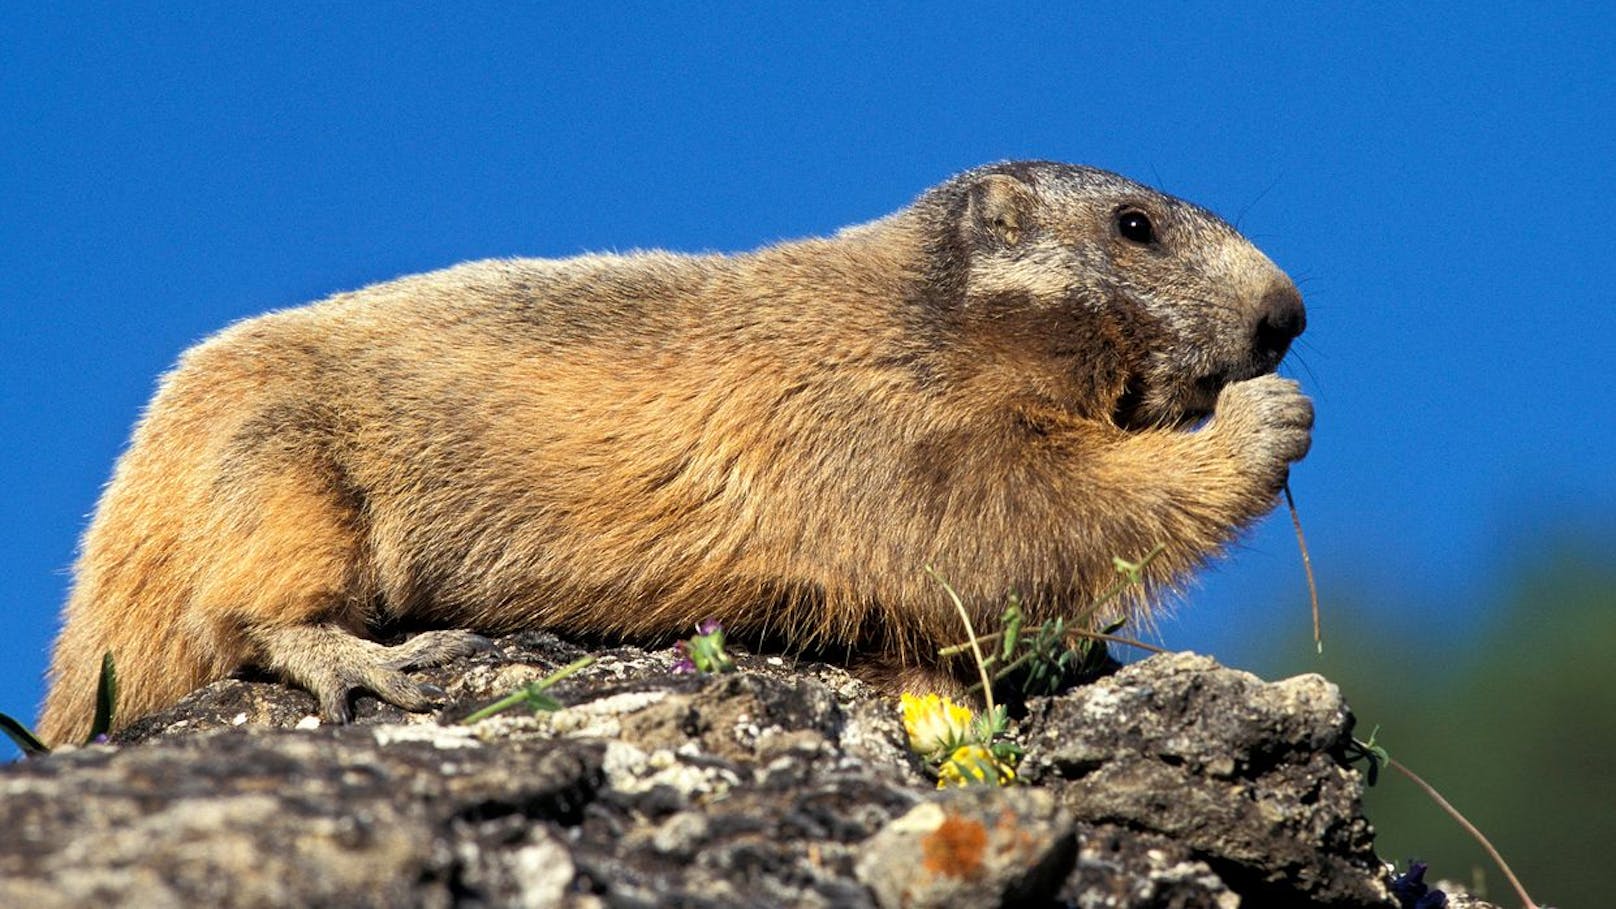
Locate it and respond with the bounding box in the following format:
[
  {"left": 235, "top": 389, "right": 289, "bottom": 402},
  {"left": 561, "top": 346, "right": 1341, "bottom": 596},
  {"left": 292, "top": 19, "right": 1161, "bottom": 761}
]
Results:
[
  {"left": 1386, "top": 756, "right": 1540, "bottom": 909},
  {"left": 1066, "top": 629, "right": 1169, "bottom": 655},
  {"left": 1284, "top": 483, "right": 1323, "bottom": 654},
  {"left": 937, "top": 630, "right": 1006, "bottom": 658}
]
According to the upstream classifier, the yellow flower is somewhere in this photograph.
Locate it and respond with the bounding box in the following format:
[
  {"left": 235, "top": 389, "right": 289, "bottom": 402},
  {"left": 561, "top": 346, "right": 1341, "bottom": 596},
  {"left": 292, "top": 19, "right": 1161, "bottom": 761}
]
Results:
[
  {"left": 936, "top": 744, "right": 1018, "bottom": 788},
  {"left": 900, "top": 692, "right": 974, "bottom": 757}
]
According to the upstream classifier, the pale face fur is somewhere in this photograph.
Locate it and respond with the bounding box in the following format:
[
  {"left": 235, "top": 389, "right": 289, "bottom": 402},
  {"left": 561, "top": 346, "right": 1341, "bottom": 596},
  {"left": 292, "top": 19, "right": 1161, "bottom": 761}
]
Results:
[{"left": 944, "top": 162, "right": 1304, "bottom": 430}]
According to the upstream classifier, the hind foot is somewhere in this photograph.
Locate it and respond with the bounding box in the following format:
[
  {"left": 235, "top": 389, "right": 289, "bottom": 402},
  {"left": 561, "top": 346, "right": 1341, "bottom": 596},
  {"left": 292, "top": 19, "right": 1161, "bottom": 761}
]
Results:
[
  {"left": 251, "top": 624, "right": 497, "bottom": 723},
  {"left": 852, "top": 660, "right": 978, "bottom": 704}
]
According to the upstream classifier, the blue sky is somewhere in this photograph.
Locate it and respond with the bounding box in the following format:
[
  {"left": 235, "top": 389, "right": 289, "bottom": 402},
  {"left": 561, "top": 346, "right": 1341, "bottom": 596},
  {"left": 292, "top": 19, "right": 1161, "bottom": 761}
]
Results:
[{"left": 3, "top": 5, "right": 1613, "bottom": 733}]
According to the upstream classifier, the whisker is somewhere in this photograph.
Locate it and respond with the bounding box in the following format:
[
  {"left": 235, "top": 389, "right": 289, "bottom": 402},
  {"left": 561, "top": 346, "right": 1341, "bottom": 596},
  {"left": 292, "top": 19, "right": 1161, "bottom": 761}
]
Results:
[{"left": 1234, "top": 173, "right": 1284, "bottom": 232}]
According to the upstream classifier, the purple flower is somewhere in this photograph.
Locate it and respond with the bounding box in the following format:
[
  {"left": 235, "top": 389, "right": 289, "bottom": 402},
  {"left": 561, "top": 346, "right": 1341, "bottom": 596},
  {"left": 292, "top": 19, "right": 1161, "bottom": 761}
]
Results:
[
  {"left": 670, "top": 640, "right": 696, "bottom": 674},
  {"left": 1390, "top": 861, "right": 1446, "bottom": 909},
  {"left": 669, "top": 620, "right": 736, "bottom": 675}
]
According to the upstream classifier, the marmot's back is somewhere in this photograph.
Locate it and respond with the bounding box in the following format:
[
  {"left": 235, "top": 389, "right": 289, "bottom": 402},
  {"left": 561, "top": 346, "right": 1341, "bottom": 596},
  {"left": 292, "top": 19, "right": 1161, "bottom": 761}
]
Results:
[{"left": 39, "top": 161, "right": 1310, "bottom": 744}]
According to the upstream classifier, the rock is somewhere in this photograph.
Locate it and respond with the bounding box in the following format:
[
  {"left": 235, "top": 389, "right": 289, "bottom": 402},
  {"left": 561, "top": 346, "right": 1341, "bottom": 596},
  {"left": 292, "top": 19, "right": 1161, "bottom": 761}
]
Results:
[
  {"left": 1, "top": 724, "right": 604, "bottom": 908},
  {"left": 855, "top": 788, "right": 1077, "bottom": 908},
  {"left": 1018, "top": 652, "right": 1386, "bottom": 906},
  {"left": 0, "top": 633, "right": 1501, "bottom": 908},
  {"left": 1060, "top": 823, "right": 1239, "bottom": 909}
]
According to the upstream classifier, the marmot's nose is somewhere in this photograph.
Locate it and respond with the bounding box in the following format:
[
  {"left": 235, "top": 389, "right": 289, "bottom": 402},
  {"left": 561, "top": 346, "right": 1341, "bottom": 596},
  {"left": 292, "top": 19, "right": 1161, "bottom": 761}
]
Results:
[{"left": 1252, "top": 282, "right": 1306, "bottom": 370}]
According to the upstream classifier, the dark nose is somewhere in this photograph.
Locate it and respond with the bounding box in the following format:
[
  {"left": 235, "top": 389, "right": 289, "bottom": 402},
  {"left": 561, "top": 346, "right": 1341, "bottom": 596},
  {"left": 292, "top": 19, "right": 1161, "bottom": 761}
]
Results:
[{"left": 1252, "top": 282, "right": 1306, "bottom": 371}]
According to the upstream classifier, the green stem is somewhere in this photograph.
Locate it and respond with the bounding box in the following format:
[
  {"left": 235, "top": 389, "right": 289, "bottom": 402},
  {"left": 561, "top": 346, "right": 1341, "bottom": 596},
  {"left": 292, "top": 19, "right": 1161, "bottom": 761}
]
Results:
[
  {"left": 462, "top": 655, "right": 596, "bottom": 725},
  {"left": 539, "top": 655, "right": 598, "bottom": 687},
  {"left": 964, "top": 648, "right": 1040, "bottom": 693},
  {"left": 461, "top": 689, "right": 532, "bottom": 725},
  {"left": 926, "top": 566, "right": 996, "bottom": 716}
]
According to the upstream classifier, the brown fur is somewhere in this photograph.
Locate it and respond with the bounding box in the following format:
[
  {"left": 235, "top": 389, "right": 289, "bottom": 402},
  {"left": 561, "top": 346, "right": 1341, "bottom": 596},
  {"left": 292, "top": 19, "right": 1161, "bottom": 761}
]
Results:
[{"left": 39, "top": 162, "right": 1311, "bottom": 745}]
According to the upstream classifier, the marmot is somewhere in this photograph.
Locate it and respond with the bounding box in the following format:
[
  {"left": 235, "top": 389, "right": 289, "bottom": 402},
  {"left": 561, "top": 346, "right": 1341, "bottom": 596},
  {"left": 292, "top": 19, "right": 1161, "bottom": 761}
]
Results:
[{"left": 39, "top": 161, "right": 1311, "bottom": 745}]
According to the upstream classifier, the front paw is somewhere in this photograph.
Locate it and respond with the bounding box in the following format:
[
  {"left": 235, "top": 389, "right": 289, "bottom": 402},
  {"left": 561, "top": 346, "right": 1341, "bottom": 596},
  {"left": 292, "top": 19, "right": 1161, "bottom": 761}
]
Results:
[{"left": 1209, "top": 375, "right": 1314, "bottom": 494}]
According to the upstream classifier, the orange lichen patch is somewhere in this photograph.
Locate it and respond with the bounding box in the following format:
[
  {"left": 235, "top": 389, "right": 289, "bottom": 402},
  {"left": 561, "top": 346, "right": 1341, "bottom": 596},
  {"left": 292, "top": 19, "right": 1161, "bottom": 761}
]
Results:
[{"left": 920, "top": 814, "right": 988, "bottom": 880}]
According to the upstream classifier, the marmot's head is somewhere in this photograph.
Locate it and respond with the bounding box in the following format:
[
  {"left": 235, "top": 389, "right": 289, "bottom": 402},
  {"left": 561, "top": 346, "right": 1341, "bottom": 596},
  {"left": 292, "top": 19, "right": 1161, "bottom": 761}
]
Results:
[{"left": 920, "top": 161, "right": 1304, "bottom": 429}]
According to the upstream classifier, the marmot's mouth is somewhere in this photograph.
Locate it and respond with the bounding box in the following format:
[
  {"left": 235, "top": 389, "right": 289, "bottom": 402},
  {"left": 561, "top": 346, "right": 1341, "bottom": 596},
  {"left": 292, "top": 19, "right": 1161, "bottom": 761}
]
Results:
[
  {"left": 1111, "top": 377, "right": 1149, "bottom": 430},
  {"left": 1113, "top": 367, "right": 1241, "bottom": 431},
  {"left": 1179, "top": 355, "right": 1285, "bottom": 426},
  {"left": 1112, "top": 377, "right": 1213, "bottom": 431}
]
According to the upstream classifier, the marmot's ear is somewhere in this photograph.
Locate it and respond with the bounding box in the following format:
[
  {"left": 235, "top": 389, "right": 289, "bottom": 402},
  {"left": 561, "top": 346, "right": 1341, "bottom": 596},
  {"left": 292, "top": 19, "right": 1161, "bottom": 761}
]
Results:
[{"left": 965, "top": 173, "right": 1038, "bottom": 247}]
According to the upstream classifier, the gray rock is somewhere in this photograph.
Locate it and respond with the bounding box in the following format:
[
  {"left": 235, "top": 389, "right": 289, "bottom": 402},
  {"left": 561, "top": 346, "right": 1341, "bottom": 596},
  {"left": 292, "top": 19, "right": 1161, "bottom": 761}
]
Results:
[
  {"left": 1018, "top": 652, "right": 1387, "bottom": 906},
  {"left": 855, "top": 788, "right": 1076, "bottom": 908},
  {"left": 0, "top": 633, "right": 1500, "bottom": 908},
  {"left": 1, "top": 724, "right": 603, "bottom": 908},
  {"left": 1059, "top": 823, "right": 1239, "bottom": 908}
]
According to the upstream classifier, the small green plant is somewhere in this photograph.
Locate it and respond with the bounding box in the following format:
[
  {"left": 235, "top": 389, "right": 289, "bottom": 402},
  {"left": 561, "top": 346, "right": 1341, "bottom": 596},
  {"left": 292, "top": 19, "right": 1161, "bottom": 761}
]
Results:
[
  {"left": 460, "top": 655, "right": 595, "bottom": 724},
  {"left": 997, "top": 595, "right": 1081, "bottom": 696},
  {"left": 932, "top": 544, "right": 1168, "bottom": 699},
  {"left": 908, "top": 548, "right": 1177, "bottom": 786},
  {"left": 671, "top": 619, "right": 736, "bottom": 675},
  {"left": 1343, "top": 724, "right": 1390, "bottom": 786},
  {"left": 1, "top": 651, "right": 118, "bottom": 757},
  {"left": 903, "top": 563, "right": 1041, "bottom": 789}
]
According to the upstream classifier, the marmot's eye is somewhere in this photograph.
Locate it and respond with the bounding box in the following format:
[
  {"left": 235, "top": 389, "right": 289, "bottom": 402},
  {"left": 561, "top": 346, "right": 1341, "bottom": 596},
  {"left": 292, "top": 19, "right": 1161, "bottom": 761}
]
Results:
[{"left": 1117, "top": 210, "right": 1155, "bottom": 244}]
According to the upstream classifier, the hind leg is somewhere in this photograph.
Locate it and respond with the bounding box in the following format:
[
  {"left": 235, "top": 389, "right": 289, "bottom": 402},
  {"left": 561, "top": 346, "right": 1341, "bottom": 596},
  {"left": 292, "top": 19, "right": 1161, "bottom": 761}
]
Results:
[{"left": 198, "top": 465, "right": 492, "bottom": 722}]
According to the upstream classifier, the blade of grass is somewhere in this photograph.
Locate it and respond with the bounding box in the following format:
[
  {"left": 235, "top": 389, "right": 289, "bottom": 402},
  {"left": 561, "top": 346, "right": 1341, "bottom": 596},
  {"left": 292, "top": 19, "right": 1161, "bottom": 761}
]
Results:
[
  {"left": 87, "top": 652, "right": 118, "bottom": 743},
  {"left": 0, "top": 712, "right": 50, "bottom": 757}
]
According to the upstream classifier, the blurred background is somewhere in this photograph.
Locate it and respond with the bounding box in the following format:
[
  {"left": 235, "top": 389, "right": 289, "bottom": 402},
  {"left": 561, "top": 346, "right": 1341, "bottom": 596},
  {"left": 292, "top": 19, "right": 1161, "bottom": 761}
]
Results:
[{"left": 3, "top": 5, "right": 1611, "bottom": 905}]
